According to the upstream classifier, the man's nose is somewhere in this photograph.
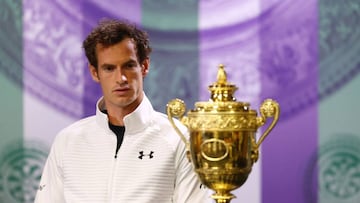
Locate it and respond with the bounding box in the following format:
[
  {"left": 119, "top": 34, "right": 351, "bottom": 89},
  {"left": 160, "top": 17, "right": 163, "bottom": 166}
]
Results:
[{"left": 115, "top": 68, "right": 127, "bottom": 82}]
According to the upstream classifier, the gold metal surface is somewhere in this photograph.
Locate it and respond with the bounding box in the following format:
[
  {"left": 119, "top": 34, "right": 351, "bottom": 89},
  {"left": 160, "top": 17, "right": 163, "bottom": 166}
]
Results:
[{"left": 167, "top": 64, "right": 280, "bottom": 203}]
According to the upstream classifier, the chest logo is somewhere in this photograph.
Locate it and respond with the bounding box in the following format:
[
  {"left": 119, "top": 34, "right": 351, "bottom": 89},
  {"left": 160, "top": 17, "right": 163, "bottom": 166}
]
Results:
[{"left": 138, "top": 151, "right": 154, "bottom": 159}]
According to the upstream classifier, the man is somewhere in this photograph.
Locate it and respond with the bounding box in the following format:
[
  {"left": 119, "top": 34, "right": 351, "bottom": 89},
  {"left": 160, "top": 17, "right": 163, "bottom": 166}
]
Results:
[{"left": 35, "top": 19, "right": 210, "bottom": 202}]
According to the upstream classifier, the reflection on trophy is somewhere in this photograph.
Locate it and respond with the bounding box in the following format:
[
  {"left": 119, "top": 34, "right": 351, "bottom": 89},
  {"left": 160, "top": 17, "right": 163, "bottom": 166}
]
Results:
[{"left": 167, "top": 64, "right": 280, "bottom": 203}]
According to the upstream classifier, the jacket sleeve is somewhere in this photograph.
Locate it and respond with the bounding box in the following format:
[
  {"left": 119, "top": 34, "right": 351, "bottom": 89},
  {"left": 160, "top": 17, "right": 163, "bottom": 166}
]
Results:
[
  {"left": 173, "top": 136, "right": 214, "bottom": 203},
  {"left": 34, "top": 136, "right": 66, "bottom": 203}
]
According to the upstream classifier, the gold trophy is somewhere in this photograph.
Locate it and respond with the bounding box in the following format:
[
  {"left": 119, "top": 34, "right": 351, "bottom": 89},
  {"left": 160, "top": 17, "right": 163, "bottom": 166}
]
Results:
[{"left": 167, "top": 64, "right": 280, "bottom": 203}]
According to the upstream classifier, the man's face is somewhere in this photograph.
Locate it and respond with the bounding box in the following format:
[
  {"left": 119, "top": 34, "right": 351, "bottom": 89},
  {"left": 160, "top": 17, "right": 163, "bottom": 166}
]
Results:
[{"left": 89, "top": 38, "right": 149, "bottom": 112}]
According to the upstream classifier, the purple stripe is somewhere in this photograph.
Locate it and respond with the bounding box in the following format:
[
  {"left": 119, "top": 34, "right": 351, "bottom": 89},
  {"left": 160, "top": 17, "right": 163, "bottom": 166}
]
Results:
[
  {"left": 199, "top": 1, "right": 263, "bottom": 104},
  {"left": 259, "top": 0, "right": 318, "bottom": 202},
  {"left": 24, "top": 0, "right": 87, "bottom": 118}
]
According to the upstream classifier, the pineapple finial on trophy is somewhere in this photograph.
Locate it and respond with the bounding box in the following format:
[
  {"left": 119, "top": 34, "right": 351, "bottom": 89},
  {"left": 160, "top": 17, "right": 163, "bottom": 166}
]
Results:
[{"left": 217, "top": 64, "right": 227, "bottom": 84}]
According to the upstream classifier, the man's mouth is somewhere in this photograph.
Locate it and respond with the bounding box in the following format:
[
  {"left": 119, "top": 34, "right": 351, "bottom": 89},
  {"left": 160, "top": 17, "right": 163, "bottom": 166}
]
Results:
[{"left": 113, "top": 87, "right": 130, "bottom": 94}]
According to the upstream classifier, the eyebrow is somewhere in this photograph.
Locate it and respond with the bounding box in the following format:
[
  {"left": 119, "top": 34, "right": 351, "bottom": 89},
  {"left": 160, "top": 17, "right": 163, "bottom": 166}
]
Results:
[
  {"left": 99, "top": 59, "right": 138, "bottom": 69},
  {"left": 100, "top": 63, "right": 116, "bottom": 69},
  {"left": 123, "top": 59, "right": 137, "bottom": 65}
]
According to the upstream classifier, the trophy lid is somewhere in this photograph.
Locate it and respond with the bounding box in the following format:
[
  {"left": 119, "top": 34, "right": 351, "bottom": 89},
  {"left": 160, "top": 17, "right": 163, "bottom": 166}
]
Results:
[
  {"left": 192, "top": 64, "right": 251, "bottom": 113},
  {"left": 209, "top": 64, "right": 237, "bottom": 102}
]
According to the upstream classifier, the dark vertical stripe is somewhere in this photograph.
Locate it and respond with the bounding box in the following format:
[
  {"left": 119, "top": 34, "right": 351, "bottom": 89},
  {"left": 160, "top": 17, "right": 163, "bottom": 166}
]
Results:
[
  {"left": 259, "top": 1, "right": 318, "bottom": 203},
  {"left": 141, "top": 1, "right": 199, "bottom": 113}
]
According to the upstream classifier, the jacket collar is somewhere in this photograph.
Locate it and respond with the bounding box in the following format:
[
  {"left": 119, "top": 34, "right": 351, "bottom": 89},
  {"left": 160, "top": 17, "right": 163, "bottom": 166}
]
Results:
[{"left": 95, "top": 94, "right": 154, "bottom": 134}]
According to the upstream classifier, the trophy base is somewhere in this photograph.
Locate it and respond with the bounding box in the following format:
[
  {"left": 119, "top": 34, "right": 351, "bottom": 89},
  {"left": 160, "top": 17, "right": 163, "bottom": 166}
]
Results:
[{"left": 211, "top": 192, "right": 235, "bottom": 203}]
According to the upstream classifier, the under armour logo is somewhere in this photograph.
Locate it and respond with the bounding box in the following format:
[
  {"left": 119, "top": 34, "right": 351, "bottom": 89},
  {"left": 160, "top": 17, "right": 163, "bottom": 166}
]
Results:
[{"left": 138, "top": 151, "right": 154, "bottom": 159}]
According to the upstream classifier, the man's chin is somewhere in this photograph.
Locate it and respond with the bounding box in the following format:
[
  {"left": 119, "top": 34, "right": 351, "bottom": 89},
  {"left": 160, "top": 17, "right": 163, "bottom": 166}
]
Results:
[{"left": 114, "top": 97, "right": 136, "bottom": 107}]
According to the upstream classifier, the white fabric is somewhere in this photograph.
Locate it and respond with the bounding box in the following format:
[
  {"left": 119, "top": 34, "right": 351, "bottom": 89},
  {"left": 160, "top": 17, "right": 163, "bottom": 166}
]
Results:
[{"left": 35, "top": 94, "right": 212, "bottom": 203}]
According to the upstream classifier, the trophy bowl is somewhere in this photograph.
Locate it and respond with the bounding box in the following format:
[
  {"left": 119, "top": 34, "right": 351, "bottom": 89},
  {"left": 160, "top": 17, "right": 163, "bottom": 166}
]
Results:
[{"left": 167, "top": 64, "right": 280, "bottom": 203}]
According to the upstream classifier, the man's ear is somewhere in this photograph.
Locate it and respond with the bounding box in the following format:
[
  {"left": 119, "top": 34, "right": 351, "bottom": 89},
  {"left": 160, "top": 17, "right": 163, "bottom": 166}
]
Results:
[
  {"left": 141, "top": 58, "right": 150, "bottom": 77},
  {"left": 89, "top": 64, "right": 100, "bottom": 83}
]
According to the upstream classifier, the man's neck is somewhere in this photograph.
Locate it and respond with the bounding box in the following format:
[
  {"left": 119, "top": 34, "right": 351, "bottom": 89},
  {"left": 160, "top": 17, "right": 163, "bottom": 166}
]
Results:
[
  {"left": 104, "top": 97, "right": 143, "bottom": 126},
  {"left": 107, "top": 113, "right": 125, "bottom": 126}
]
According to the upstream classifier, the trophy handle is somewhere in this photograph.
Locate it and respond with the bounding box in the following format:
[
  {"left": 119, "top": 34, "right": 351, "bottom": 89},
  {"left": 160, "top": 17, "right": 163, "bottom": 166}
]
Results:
[
  {"left": 254, "top": 99, "right": 280, "bottom": 148},
  {"left": 166, "top": 99, "right": 191, "bottom": 158}
]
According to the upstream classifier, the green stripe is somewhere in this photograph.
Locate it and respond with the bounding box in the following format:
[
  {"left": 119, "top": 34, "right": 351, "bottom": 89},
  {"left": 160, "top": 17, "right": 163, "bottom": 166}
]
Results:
[
  {"left": 141, "top": 1, "right": 199, "bottom": 113},
  {"left": 0, "top": 1, "right": 23, "bottom": 202},
  {"left": 318, "top": 0, "right": 360, "bottom": 202},
  {"left": 0, "top": 1, "right": 23, "bottom": 149},
  {"left": 0, "top": 74, "right": 23, "bottom": 145}
]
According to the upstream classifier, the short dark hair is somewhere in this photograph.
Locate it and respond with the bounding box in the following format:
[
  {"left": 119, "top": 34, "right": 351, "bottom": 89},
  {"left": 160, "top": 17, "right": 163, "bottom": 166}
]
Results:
[{"left": 83, "top": 19, "right": 152, "bottom": 68}]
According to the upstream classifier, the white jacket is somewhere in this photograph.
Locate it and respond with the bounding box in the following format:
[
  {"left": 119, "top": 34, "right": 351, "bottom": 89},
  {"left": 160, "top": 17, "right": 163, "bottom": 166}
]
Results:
[{"left": 35, "top": 95, "right": 211, "bottom": 203}]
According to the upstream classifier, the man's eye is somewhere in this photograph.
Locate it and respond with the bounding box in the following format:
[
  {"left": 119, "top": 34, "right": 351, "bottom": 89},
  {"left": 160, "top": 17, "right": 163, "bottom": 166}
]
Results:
[
  {"left": 125, "top": 63, "right": 136, "bottom": 69},
  {"left": 103, "top": 66, "right": 115, "bottom": 72}
]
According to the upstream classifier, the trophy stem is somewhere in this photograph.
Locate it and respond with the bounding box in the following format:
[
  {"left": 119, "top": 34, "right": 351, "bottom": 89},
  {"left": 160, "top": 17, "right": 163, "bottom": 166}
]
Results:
[{"left": 211, "top": 192, "right": 235, "bottom": 203}]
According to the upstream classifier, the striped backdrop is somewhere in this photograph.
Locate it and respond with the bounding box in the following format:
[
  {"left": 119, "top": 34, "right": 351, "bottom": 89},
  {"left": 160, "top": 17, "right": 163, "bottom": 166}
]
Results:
[{"left": 0, "top": 0, "right": 359, "bottom": 202}]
